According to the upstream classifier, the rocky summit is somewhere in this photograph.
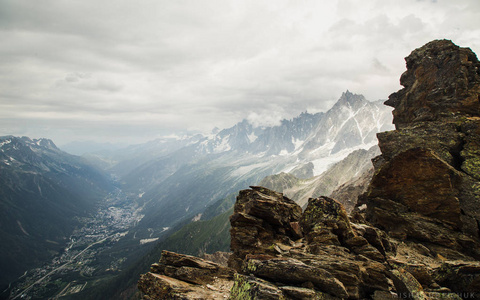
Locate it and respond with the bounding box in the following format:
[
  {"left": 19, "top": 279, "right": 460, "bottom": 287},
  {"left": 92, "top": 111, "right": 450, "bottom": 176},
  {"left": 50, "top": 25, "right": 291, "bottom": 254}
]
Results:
[{"left": 138, "top": 39, "right": 480, "bottom": 299}]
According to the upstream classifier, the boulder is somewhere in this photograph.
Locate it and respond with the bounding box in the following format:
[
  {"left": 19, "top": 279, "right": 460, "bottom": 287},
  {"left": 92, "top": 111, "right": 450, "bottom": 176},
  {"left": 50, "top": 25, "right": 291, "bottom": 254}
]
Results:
[{"left": 229, "top": 186, "right": 303, "bottom": 271}]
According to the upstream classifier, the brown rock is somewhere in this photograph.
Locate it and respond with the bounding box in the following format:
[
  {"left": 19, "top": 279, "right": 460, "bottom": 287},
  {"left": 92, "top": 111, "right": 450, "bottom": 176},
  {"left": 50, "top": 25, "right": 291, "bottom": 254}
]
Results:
[
  {"left": 230, "top": 274, "right": 286, "bottom": 300},
  {"left": 365, "top": 40, "right": 480, "bottom": 259},
  {"left": 279, "top": 286, "right": 341, "bottom": 300},
  {"left": 461, "top": 118, "right": 480, "bottom": 181},
  {"left": 288, "top": 247, "right": 390, "bottom": 299},
  {"left": 385, "top": 39, "right": 480, "bottom": 128},
  {"left": 433, "top": 261, "right": 480, "bottom": 298},
  {"left": 243, "top": 255, "right": 349, "bottom": 298},
  {"left": 300, "top": 196, "right": 355, "bottom": 249},
  {"left": 229, "top": 186, "right": 303, "bottom": 271},
  {"left": 138, "top": 272, "right": 232, "bottom": 300},
  {"left": 154, "top": 250, "right": 234, "bottom": 285},
  {"left": 138, "top": 251, "right": 234, "bottom": 299},
  {"left": 368, "top": 148, "right": 462, "bottom": 228}
]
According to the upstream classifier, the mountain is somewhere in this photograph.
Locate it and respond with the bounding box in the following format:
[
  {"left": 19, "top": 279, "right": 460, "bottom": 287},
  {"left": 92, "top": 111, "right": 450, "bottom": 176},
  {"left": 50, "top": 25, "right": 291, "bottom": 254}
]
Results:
[
  {"left": 195, "top": 91, "right": 391, "bottom": 161},
  {"left": 137, "top": 39, "right": 480, "bottom": 300},
  {"left": 259, "top": 145, "right": 380, "bottom": 211},
  {"left": 125, "top": 92, "right": 393, "bottom": 240},
  {"left": 0, "top": 136, "right": 114, "bottom": 290}
]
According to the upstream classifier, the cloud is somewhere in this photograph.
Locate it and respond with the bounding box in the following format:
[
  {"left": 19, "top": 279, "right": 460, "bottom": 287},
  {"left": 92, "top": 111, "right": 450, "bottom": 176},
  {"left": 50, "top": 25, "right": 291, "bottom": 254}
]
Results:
[
  {"left": 0, "top": 0, "right": 479, "bottom": 144},
  {"left": 57, "top": 73, "right": 123, "bottom": 93}
]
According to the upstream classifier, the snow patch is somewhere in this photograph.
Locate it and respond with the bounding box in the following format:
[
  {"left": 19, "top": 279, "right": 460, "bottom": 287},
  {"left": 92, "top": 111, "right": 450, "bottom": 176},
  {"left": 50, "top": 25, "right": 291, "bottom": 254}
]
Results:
[
  {"left": 0, "top": 139, "right": 11, "bottom": 147},
  {"left": 292, "top": 137, "right": 304, "bottom": 151},
  {"left": 311, "top": 142, "right": 377, "bottom": 176},
  {"left": 17, "top": 220, "right": 30, "bottom": 236},
  {"left": 140, "top": 238, "right": 159, "bottom": 245},
  {"left": 247, "top": 132, "right": 258, "bottom": 143},
  {"left": 192, "top": 213, "right": 202, "bottom": 222},
  {"left": 230, "top": 161, "right": 271, "bottom": 178},
  {"left": 214, "top": 136, "right": 231, "bottom": 153}
]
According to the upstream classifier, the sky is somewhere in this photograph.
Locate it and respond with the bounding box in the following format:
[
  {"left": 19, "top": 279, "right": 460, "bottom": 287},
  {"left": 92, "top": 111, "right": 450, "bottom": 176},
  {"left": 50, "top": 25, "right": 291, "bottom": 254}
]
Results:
[{"left": 1, "top": 0, "right": 479, "bottom": 146}]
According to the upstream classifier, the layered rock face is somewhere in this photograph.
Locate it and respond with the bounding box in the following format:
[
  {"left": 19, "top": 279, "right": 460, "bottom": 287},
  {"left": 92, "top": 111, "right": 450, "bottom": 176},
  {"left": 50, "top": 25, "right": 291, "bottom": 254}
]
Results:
[
  {"left": 137, "top": 250, "right": 235, "bottom": 299},
  {"left": 138, "top": 40, "right": 480, "bottom": 299},
  {"left": 362, "top": 40, "right": 480, "bottom": 261}
]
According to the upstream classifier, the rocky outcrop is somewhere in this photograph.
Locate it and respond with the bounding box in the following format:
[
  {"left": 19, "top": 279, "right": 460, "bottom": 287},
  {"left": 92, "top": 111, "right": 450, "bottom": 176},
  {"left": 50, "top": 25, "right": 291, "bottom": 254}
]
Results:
[
  {"left": 386, "top": 40, "right": 480, "bottom": 127},
  {"left": 228, "top": 186, "right": 303, "bottom": 271},
  {"left": 138, "top": 40, "right": 480, "bottom": 299},
  {"left": 138, "top": 250, "right": 235, "bottom": 299},
  {"left": 362, "top": 40, "right": 480, "bottom": 261},
  {"left": 357, "top": 39, "right": 480, "bottom": 298}
]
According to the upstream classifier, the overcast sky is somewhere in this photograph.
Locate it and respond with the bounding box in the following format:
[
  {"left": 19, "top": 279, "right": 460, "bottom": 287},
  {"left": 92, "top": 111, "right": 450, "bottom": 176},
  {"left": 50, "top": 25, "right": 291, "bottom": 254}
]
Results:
[{"left": 1, "top": 0, "right": 479, "bottom": 145}]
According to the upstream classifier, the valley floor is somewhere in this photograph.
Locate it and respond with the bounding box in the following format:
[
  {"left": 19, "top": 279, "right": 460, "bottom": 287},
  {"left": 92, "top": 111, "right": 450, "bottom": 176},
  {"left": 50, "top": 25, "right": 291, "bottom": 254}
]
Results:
[{"left": 7, "top": 188, "right": 144, "bottom": 300}]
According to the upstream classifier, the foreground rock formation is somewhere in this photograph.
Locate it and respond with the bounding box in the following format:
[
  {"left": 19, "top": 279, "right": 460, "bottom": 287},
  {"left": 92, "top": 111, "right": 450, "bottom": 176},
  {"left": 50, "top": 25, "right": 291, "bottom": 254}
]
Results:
[{"left": 138, "top": 39, "right": 480, "bottom": 299}]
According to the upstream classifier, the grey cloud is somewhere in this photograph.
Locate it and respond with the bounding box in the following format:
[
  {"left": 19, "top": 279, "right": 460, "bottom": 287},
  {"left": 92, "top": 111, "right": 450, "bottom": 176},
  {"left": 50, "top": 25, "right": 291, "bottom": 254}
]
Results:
[
  {"left": 57, "top": 73, "right": 123, "bottom": 93},
  {"left": 1, "top": 0, "right": 480, "bottom": 145},
  {"left": 372, "top": 58, "right": 390, "bottom": 73}
]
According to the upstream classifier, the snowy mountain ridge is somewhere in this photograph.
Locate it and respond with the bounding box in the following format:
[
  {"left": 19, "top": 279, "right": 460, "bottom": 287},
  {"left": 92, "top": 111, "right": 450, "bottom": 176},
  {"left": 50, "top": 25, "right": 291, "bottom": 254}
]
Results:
[{"left": 190, "top": 91, "right": 392, "bottom": 175}]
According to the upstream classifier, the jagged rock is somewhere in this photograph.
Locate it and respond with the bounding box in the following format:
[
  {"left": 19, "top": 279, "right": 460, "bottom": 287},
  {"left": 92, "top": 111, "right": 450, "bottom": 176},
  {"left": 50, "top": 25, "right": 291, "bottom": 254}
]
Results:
[
  {"left": 369, "top": 148, "right": 462, "bottom": 227},
  {"left": 351, "top": 223, "right": 397, "bottom": 257},
  {"left": 301, "top": 196, "right": 385, "bottom": 262},
  {"left": 300, "top": 196, "right": 355, "bottom": 248},
  {"left": 288, "top": 248, "right": 390, "bottom": 298},
  {"left": 461, "top": 118, "right": 480, "bottom": 180},
  {"left": 385, "top": 39, "right": 480, "bottom": 127},
  {"left": 230, "top": 274, "right": 286, "bottom": 300},
  {"left": 433, "top": 261, "right": 480, "bottom": 298},
  {"left": 138, "top": 251, "right": 234, "bottom": 299},
  {"left": 150, "top": 251, "right": 234, "bottom": 285},
  {"left": 243, "top": 254, "right": 348, "bottom": 298},
  {"left": 228, "top": 187, "right": 392, "bottom": 299},
  {"left": 138, "top": 272, "right": 231, "bottom": 300},
  {"left": 365, "top": 40, "right": 480, "bottom": 261},
  {"left": 229, "top": 186, "right": 303, "bottom": 271}
]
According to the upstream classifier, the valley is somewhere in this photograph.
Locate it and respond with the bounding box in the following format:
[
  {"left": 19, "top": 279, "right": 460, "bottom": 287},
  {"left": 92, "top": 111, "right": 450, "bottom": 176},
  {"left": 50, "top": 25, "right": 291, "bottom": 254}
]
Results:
[{"left": 7, "top": 188, "right": 145, "bottom": 300}]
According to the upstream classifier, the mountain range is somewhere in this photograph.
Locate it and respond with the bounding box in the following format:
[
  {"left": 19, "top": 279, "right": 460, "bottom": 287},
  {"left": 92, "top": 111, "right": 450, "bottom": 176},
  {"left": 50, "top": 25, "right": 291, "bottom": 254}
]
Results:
[{"left": 117, "top": 91, "right": 393, "bottom": 239}]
